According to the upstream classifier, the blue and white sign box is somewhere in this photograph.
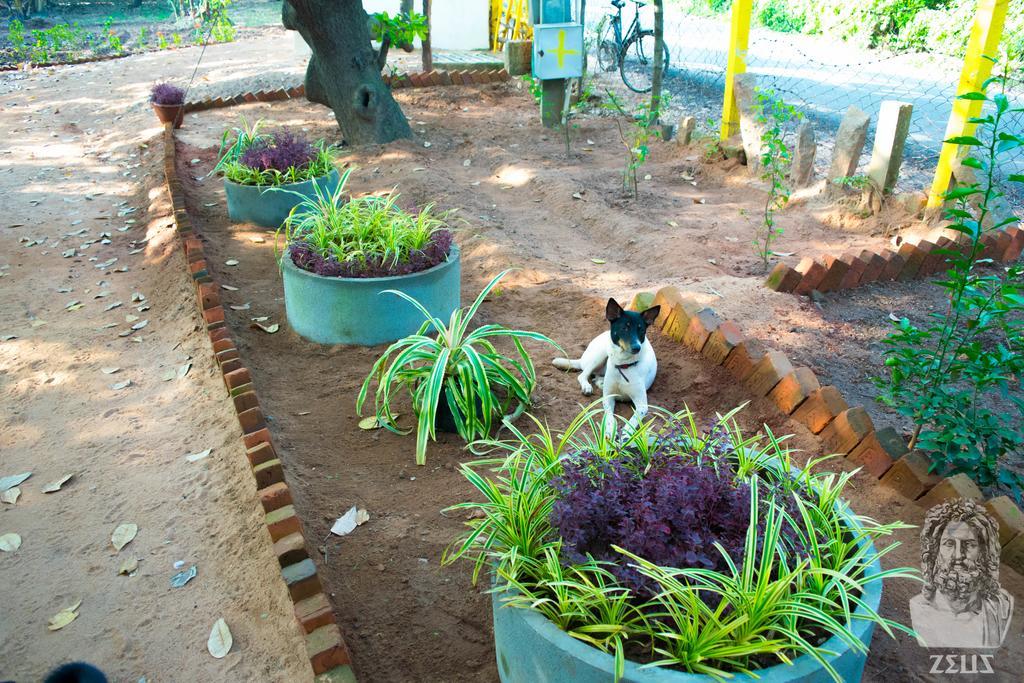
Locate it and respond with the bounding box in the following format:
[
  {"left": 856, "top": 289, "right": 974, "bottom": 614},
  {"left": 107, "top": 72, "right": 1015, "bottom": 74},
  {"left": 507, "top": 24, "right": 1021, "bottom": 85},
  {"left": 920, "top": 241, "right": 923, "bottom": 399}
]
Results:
[{"left": 532, "top": 23, "right": 584, "bottom": 80}]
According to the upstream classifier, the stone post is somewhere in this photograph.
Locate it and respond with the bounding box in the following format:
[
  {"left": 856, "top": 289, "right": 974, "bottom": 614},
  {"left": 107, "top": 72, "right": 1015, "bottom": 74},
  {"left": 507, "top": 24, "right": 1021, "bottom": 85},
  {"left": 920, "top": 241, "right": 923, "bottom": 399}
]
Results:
[
  {"left": 790, "top": 120, "right": 816, "bottom": 187},
  {"left": 827, "top": 105, "right": 870, "bottom": 182},
  {"left": 866, "top": 101, "right": 913, "bottom": 193},
  {"left": 503, "top": 39, "right": 532, "bottom": 76},
  {"left": 733, "top": 72, "right": 764, "bottom": 172}
]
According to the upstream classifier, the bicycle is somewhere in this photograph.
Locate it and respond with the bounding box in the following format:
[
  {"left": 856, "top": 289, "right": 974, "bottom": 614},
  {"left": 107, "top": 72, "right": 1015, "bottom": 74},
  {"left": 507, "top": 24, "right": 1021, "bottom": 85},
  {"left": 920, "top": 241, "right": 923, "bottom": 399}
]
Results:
[{"left": 596, "top": 0, "right": 669, "bottom": 94}]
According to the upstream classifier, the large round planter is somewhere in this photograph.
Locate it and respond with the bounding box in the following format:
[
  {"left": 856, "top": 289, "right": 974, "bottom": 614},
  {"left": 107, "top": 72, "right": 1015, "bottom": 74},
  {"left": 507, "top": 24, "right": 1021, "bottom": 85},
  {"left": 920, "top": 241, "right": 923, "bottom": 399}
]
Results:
[
  {"left": 492, "top": 511, "right": 883, "bottom": 683},
  {"left": 224, "top": 167, "right": 341, "bottom": 228},
  {"left": 280, "top": 244, "right": 461, "bottom": 345},
  {"left": 151, "top": 102, "right": 184, "bottom": 129}
]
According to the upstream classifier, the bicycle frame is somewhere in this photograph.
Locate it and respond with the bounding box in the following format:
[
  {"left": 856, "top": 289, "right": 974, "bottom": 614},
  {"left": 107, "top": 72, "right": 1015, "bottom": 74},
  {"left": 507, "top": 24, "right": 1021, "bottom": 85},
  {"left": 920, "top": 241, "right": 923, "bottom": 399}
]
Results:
[{"left": 608, "top": 2, "right": 641, "bottom": 55}]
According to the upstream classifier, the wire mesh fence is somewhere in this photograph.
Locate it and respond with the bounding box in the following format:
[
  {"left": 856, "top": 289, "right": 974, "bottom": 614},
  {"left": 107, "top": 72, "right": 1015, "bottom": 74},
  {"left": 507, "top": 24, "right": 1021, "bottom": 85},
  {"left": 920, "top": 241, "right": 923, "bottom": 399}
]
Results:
[{"left": 587, "top": 0, "right": 1023, "bottom": 206}]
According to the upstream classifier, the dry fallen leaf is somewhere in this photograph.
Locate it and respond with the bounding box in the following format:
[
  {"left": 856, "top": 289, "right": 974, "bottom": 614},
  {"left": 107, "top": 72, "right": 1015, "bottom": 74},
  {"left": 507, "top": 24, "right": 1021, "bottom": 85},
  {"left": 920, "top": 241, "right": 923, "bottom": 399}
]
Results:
[
  {"left": 186, "top": 448, "right": 212, "bottom": 463},
  {"left": 111, "top": 523, "right": 138, "bottom": 551},
  {"left": 224, "top": 259, "right": 239, "bottom": 267},
  {"left": 207, "top": 618, "right": 233, "bottom": 658},
  {"left": 178, "top": 363, "right": 192, "bottom": 379},
  {"left": 42, "top": 474, "right": 74, "bottom": 493},
  {"left": 118, "top": 557, "right": 139, "bottom": 575},
  {"left": 1, "top": 487, "right": 20, "bottom": 505},
  {"left": 0, "top": 533, "right": 22, "bottom": 552},
  {"left": 221, "top": 284, "right": 239, "bottom": 292},
  {"left": 101, "top": 367, "right": 120, "bottom": 374},
  {"left": 229, "top": 303, "right": 250, "bottom": 311},
  {"left": 330, "top": 506, "right": 370, "bottom": 536},
  {"left": 250, "top": 322, "right": 279, "bottom": 334},
  {"left": 591, "top": 258, "right": 606, "bottom": 265},
  {"left": 110, "top": 380, "right": 131, "bottom": 391},
  {"left": 161, "top": 368, "right": 177, "bottom": 382},
  {"left": 0, "top": 472, "right": 31, "bottom": 491},
  {"left": 47, "top": 600, "right": 81, "bottom": 631},
  {"left": 358, "top": 415, "right": 397, "bottom": 430}
]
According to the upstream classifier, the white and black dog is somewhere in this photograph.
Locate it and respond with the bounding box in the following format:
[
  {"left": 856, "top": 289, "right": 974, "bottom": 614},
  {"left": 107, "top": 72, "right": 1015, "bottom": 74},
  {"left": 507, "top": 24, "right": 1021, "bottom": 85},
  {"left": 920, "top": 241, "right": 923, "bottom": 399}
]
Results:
[{"left": 553, "top": 298, "right": 660, "bottom": 437}]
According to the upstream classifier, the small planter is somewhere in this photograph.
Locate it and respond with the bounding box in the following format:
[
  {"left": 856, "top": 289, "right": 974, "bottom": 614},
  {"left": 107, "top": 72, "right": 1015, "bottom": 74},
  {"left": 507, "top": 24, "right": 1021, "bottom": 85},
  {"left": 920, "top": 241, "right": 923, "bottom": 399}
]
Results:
[
  {"left": 492, "top": 513, "right": 883, "bottom": 683},
  {"left": 152, "top": 102, "right": 184, "bottom": 129},
  {"left": 224, "top": 167, "right": 341, "bottom": 228},
  {"left": 281, "top": 244, "right": 461, "bottom": 345}
]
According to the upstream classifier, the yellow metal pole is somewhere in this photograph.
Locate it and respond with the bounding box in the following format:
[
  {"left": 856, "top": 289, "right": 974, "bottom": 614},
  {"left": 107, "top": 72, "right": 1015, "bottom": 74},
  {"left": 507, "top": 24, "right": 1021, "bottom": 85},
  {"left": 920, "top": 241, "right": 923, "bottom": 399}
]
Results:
[
  {"left": 720, "top": 0, "right": 752, "bottom": 141},
  {"left": 926, "top": 0, "right": 1008, "bottom": 209}
]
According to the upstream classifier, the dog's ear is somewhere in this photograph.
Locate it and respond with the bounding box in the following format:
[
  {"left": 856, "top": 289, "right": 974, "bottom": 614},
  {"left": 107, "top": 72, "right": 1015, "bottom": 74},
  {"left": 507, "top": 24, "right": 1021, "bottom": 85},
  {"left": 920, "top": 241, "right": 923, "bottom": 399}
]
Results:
[
  {"left": 605, "top": 298, "right": 624, "bottom": 321},
  {"left": 641, "top": 306, "right": 661, "bottom": 325}
]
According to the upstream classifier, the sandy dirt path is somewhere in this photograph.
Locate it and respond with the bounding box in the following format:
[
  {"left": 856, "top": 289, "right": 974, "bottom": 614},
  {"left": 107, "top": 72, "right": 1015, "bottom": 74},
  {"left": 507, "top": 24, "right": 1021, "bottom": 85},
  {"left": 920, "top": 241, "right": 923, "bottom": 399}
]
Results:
[{"left": 0, "top": 35, "right": 313, "bottom": 682}]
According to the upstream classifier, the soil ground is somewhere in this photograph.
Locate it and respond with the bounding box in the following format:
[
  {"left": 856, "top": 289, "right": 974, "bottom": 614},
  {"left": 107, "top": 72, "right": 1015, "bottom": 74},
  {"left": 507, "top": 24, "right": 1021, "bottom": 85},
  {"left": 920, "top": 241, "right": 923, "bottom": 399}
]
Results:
[
  {"left": 173, "top": 67, "right": 1024, "bottom": 682},
  {"left": 0, "top": 31, "right": 312, "bottom": 683}
]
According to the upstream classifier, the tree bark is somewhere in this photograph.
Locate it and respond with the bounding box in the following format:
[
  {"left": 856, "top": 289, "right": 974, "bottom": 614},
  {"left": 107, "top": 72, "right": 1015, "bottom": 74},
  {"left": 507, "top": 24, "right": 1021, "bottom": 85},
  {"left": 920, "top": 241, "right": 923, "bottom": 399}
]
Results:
[
  {"left": 284, "top": 0, "right": 412, "bottom": 146},
  {"left": 650, "top": 0, "right": 665, "bottom": 122},
  {"left": 421, "top": 0, "right": 432, "bottom": 72}
]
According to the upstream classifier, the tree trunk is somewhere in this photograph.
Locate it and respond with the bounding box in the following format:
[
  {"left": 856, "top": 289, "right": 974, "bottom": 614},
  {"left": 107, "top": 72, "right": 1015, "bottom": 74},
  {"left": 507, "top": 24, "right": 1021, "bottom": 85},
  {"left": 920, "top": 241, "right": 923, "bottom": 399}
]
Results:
[
  {"left": 284, "top": 0, "right": 412, "bottom": 146},
  {"left": 421, "top": 0, "right": 432, "bottom": 72},
  {"left": 650, "top": 0, "right": 665, "bottom": 122}
]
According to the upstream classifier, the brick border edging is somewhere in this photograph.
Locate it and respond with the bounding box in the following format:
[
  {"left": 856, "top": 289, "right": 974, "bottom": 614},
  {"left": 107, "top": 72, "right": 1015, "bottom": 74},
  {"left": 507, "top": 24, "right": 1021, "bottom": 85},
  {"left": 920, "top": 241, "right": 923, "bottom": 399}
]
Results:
[
  {"left": 182, "top": 68, "right": 511, "bottom": 113},
  {"left": 634, "top": 285, "right": 1024, "bottom": 573},
  {"left": 764, "top": 225, "right": 1024, "bottom": 295},
  {"left": 162, "top": 123, "right": 355, "bottom": 681}
]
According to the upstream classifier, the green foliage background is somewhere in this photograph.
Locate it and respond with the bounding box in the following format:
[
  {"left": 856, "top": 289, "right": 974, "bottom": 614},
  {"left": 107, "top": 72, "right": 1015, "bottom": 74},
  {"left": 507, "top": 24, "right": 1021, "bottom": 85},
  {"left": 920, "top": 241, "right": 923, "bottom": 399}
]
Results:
[{"left": 678, "top": 0, "right": 1024, "bottom": 60}]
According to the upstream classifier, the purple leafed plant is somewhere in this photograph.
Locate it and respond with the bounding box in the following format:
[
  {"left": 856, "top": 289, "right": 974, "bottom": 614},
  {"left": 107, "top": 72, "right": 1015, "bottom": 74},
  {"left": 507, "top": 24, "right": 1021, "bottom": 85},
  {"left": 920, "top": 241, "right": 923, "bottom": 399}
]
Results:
[
  {"left": 290, "top": 228, "right": 453, "bottom": 278},
  {"left": 150, "top": 83, "right": 185, "bottom": 106},
  {"left": 551, "top": 446, "right": 754, "bottom": 595},
  {"left": 239, "top": 132, "right": 317, "bottom": 173}
]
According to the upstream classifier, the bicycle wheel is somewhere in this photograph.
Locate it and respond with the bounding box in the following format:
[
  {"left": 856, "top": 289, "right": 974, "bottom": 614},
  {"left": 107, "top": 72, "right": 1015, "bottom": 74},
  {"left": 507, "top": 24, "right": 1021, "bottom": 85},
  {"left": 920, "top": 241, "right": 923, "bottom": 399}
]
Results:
[
  {"left": 596, "top": 22, "right": 619, "bottom": 73},
  {"left": 619, "top": 30, "right": 669, "bottom": 94}
]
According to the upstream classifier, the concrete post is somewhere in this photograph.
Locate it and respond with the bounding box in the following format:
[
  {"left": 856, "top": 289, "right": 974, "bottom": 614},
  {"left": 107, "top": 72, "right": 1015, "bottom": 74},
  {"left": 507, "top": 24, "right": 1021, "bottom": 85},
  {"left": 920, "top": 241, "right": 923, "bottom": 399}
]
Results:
[
  {"left": 866, "top": 101, "right": 913, "bottom": 193},
  {"left": 790, "top": 120, "right": 816, "bottom": 187},
  {"left": 827, "top": 105, "right": 870, "bottom": 182}
]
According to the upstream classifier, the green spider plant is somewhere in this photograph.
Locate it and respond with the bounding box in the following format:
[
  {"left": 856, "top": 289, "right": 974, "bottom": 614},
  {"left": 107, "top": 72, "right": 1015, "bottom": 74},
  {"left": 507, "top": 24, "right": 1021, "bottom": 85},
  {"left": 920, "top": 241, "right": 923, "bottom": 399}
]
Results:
[
  {"left": 443, "top": 404, "right": 918, "bottom": 682},
  {"left": 278, "top": 167, "right": 451, "bottom": 274},
  {"left": 356, "top": 270, "right": 562, "bottom": 465},
  {"left": 211, "top": 116, "right": 270, "bottom": 176}
]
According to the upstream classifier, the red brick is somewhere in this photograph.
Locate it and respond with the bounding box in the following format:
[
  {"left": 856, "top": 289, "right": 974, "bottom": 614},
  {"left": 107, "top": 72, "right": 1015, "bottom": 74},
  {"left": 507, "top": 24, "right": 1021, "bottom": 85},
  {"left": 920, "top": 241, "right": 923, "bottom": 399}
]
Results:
[
  {"left": 846, "top": 426, "right": 907, "bottom": 478},
  {"left": 791, "top": 386, "right": 848, "bottom": 434},
  {"left": 209, "top": 326, "right": 231, "bottom": 343},
  {"left": 183, "top": 237, "right": 204, "bottom": 258},
  {"left": 652, "top": 286, "right": 684, "bottom": 328},
  {"left": 437, "top": 71, "right": 454, "bottom": 86},
  {"left": 287, "top": 85, "right": 303, "bottom": 98},
  {"left": 243, "top": 427, "right": 273, "bottom": 450},
  {"left": 896, "top": 242, "right": 927, "bottom": 281},
  {"left": 819, "top": 406, "right": 875, "bottom": 455},
  {"left": 234, "top": 391, "right": 259, "bottom": 415},
  {"left": 428, "top": 70, "right": 444, "bottom": 86},
  {"left": 247, "top": 440, "right": 277, "bottom": 467},
  {"left": 768, "top": 367, "right": 821, "bottom": 414},
  {"left": 918, "top": 473, "right": 983, "bottom": 508},
  {"left": 765, "top": 263, "right": 802, "bottom": 293},
  {"left": 921, "top": 237, "right": 953, "bottom": 275},
  {"left": 198, "top": 282, "right": 220, "bottom": 311},
  {"left": 983, "top": 496, "right": 1024, "bottom": 546},
  {"left": 220, "top": 358, "right": 243, "bottom": 375},
  {"left": 215, "top": 348, "right": 240, "bottom": 365},
  {"left": 258, "top": 482, "right": 293, "bottom": 513},
  {"left": 880, "top": 249, "right": 906, "bottom": 281},
  {"left": 203, "top": 306, "right": 225, "bottom": 325},
  {"left": 238, "top": 406, "right": 267, "bottom": 435},
  {"left": 283, "top": 558, "right": 322, "bottom": 602},
  {"left": 188, "top": 259, "right": 208, "bottom": 276},
  {"left": 702, "top": 320, "right": 745, "bottom": 365},
  {"left": 307, "top": 624, "right": 351, "bottom": 674},
  {"left": 1003, "top": 226, "right": 1024, "bottom": 262},
  {"left": 912, "top": 240, "right": 941, "bottom": 276},
  {"left": 682, "top": 308, "right": 723, "bottom": 352},
  {"left": 816, "top": 255, "right": 850, "bottom": 293},
  {"left": 228, "top": 382, "right": 253, "bottom": 398},
  {"left": 224, "top": 368, "right": 252, "bottom": 390},
  {"left": 265, "top": 504, "right": 300, "bottom": 541},
  {"left": 858, "top": 251, "right": 886, "bottom": 284},
  {"left": 880, "top": 451, "right": 942, "bottom": 500},
  {"left": 663, "top": 298, "right": 702, "bottom": 342},
  {"left": 254, "top": 455, "right": 285, "bottom": 488},
  {"left": 837, "top": 253, "right": 869, "bottom": 290},
  {"left": 746, "top": 350, "right": 794, "bottom": 396},
  {"left": 982, "top": 230, "right": 1012, "bottom": 262},
  {"left": 496, "top": 68, "right": 510, "bottom": 80},
  {"left": 723, "top": 340, "right": 767, "bottom": 381},
  {"left": 243, "top": 91, "right": 258, "bottom": 103},
  {"left": 1003, "top": 534, "right": 1024, "bottom": 575},
  {"left": 295, "top": 593, "right": 334, "bottom": 634},
  {"left": 793, "top": 258, "right": 827, "bottom": 296},
  {"left": 274, "top": 532, "right": 309, "bottom": 568},
  {"left": 212, "top": 338, "right": 235, "bottom": 354}
]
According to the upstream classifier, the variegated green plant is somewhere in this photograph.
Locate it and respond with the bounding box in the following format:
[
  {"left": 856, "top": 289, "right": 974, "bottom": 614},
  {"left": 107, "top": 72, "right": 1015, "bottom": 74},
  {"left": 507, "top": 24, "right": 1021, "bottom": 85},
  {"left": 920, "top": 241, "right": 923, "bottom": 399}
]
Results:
[{"left": 356, "top": 271, "right": 562, "bottom": 465}]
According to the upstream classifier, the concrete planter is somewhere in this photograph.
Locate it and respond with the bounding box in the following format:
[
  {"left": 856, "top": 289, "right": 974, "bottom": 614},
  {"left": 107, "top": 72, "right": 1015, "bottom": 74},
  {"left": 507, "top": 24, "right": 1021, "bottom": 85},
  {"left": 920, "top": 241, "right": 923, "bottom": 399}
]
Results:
[
  {"left": 280, "top": 244, "right": 461, "bottom": 346},
  {"left": 492, "top": 511, "right": 882, "bottom": 683},
  {"left": 224, "top": 167, "right": 341, "bottom": 228}
]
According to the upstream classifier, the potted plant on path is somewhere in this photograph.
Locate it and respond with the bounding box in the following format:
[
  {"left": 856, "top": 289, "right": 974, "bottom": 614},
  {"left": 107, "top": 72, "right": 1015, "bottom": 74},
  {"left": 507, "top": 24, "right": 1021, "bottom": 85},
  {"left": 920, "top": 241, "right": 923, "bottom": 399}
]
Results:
[
  {"left": 357, "top": 271, "right": 561, "bottom": 465},
  {"left": 278, "top": 168, "right": 461, "bottom": 346},
  {"left": 444, "top": 405, "right": 918, "bottom": 683},
  {"left": 214, "top": 119, "right": 341, "bottom": 228},
  {"left": 150, "top": 82, "right": 185, "bottom": 128}
]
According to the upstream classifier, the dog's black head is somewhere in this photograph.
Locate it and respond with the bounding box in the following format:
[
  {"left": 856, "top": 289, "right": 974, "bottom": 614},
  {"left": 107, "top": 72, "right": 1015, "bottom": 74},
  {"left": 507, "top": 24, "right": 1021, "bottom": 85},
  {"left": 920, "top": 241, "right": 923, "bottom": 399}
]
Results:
[{"left": 606, "top": 298, "right": 660, "bottom": 356}]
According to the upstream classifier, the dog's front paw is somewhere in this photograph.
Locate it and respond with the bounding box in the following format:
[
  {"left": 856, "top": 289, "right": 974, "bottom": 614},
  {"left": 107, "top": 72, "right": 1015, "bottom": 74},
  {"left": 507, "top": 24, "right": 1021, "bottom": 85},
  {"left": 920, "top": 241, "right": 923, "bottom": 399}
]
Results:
[{"left": 579, "top": 379, "right": 594, "bottom": 396}]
